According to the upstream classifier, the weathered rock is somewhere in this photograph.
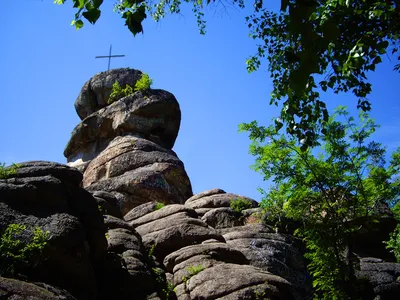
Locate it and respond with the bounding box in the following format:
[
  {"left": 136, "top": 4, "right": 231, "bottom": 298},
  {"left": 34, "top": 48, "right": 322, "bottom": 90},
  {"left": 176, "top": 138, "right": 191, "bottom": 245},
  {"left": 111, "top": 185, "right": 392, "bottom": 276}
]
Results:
[
  {"left": 80, "top": 136, "right": 192, "bottom": 215},
  {"left": 163, "top": 243, "right": 249, "bottom": 273},
  {"left": 128, "top": 205, "right": 198, "bottom": 226},
  {"left": 185, "top": 188, "right": 226, "bottom": 205},
  {"left": 104, "top": 215, "right": 135, "bottom": 231},
  {"left": 9, "top": 161, "right": 83, "bottom": 186},
  {"left": 65, "top": 88, "right": 181, "bottom": 169},
  {"left": 83, "top": 136, "right": 184, "bottom": 186},
  {"left": 185, "top": 192, "right": 258, "bottom": 210},
  {"left": 356, "top": 257, "right": 400, "bottom": 299},
  {"left": 92, "top": 191, "right": 122, "bottom": 218},
  {"left": 0, "top": 161, "right": 108, "bottom": 299},
  {"left": 98, "top": 214, "right": 156, "bottom": 300},
  {"left": 124, "top": 201, "right": 159, "bottom": 223},
  {"left": 177, "top": 263, "right": 293, "bottom": 300},
  {"left": 87, "top": 160, "right": 192, "bottom": 216},
  {"left": 201, "top": 207, "right": 243, "bottom": 229},
  {"left": 129, "top": 205, "right": 225, "bottom": 259},
  {"left": 221, "top": 224, "right": 312, "bottom": 300},
  {"left": 74, "top": 68, "right": 143, "bottom": 120},
  {"left": 165, "top": 242, "right": 294, "bottom": 299},
  {"left": 0, "top": 277, "right": 76, "bottom": 299}
]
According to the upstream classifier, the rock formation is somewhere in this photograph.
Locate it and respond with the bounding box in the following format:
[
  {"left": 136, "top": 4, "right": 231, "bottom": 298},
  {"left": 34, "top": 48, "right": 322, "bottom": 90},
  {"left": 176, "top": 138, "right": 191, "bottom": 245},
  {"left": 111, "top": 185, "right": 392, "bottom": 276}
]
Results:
[{"left": 1, "top": 68, "right": 399, "bottom": 300}]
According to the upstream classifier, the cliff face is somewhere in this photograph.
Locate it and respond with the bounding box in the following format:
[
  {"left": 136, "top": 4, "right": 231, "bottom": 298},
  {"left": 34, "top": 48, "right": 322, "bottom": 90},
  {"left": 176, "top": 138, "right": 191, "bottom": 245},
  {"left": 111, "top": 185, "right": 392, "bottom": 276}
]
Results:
[{"left": 0, "top": 69, "right": 399, "bottom": 300}]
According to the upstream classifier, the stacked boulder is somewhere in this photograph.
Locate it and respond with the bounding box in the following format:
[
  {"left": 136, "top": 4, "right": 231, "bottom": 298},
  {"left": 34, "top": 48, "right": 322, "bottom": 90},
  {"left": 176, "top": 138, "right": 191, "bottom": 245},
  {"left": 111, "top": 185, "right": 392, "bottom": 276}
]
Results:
[
  {"left": 2, "top": 69, "right": 400, "bottom": 300},
  {"left": 64, "top": 68, "right": 193, "bottom": 215}
]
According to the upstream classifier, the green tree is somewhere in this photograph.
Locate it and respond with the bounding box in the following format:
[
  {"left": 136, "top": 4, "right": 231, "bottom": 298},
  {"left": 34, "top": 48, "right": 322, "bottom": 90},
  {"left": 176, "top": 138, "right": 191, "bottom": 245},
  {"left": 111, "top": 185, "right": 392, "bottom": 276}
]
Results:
[
  {"left": 240, "top": 106, "right": 400, "bottom": 298},
  {"left": 55, "top": 0, "right": 400, "bottom": 146}
]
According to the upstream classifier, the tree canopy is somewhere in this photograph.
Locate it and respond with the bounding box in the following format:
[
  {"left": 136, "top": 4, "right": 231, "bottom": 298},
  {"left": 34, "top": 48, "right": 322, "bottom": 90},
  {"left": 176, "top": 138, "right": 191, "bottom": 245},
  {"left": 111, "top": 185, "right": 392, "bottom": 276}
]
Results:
[
  {"left": 240, "top": 106, "right": 400, "bottom": 298},
  {"left": 55, "top": 0, "right": 400, "bottom": 146}
]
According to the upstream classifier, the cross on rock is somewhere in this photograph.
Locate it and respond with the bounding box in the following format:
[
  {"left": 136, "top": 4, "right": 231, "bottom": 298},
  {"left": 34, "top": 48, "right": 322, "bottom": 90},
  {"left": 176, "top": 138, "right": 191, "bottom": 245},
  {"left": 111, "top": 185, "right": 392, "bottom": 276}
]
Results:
[{"left": 95, "top": 45, "right": 125, "bottom": 71}]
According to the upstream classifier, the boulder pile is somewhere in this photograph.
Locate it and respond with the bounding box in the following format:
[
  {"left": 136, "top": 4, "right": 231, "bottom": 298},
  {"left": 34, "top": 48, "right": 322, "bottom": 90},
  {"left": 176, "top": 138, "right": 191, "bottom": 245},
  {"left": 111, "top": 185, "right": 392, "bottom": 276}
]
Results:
[{"left": 1, "top": 69, "right": 399, "bottom": 300}]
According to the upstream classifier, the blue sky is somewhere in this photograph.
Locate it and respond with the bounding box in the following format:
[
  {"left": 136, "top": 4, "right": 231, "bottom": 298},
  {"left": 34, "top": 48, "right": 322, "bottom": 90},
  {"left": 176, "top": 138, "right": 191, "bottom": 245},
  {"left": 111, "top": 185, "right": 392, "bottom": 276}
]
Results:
[{"left": 0, "top": 0, "right": 399, "bottom": 201}]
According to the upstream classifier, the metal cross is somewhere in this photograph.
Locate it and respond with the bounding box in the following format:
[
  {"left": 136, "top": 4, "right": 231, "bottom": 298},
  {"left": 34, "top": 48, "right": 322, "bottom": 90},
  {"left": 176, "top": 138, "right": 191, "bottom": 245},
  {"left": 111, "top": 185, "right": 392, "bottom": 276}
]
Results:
[{"left": 95, "top": 45, "right": 125, "bottom": 71}]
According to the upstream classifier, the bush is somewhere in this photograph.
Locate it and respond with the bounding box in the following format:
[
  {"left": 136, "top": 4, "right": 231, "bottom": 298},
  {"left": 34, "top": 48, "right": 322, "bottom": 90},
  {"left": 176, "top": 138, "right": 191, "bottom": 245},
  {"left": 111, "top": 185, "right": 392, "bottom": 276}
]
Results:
[
  {"left": 108, "top": 81, "right": 134, "bottom": 104},
  {"left": 134, "top": 73, "right": 153, "bottom": 92},
  {"left": 0, "top": 224, "right": 50, "bottom": 276},
  {"left": 0, "top": 162, "right": 19, "bottom": 179},
  {"left": 230, "top": 197, "right": 253, "bottom": 213},
  {"left": 385, "top": 225, "right": 400, "bottom": 262},
  {"left": 154, "top": 202, "right": 165, "bottom": 211}
]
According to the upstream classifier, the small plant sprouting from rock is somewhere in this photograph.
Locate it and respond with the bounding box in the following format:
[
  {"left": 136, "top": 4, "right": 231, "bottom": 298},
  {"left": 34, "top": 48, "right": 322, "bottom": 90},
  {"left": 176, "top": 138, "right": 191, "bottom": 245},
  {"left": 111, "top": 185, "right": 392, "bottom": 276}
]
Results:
[
  {"left": 182, "top": 264, "right": 205, "bottom": 284},
  {"left": 0, "top": 162, "right": 19, "bottom": 179},
  {"left": 152, "top": 267, "right": 175, "bottom": 299},
  {"left": 154, "top": 202, "right": 165, "bottom": 211},
  {"left": 108, "top": 81, "right": 134, "bottom": 104},
  {"left": 0, "top": 224, "right": 50, "bottom": 276},
  {"left": 230, "top": 197, "right": 253, "bottom": 213},
  {"left": 148, "top": 244, "right": 156, "bottom": 257},
  {"left": 134, "top": 73, "right": 153, "bottom": 92}
]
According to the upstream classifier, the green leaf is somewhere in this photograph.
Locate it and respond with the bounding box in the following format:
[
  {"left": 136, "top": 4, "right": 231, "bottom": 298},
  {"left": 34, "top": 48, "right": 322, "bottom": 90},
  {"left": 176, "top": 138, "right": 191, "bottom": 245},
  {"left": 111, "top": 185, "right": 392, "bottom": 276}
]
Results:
[
  {"left": 373, "top": 56, "right": 382, "bottom": 65},
  {"left": 74, "top": 19, "right": 84, "bottom": 30},
  {"left": 82, "top": 8, "right": 101, "bottom": 24}
]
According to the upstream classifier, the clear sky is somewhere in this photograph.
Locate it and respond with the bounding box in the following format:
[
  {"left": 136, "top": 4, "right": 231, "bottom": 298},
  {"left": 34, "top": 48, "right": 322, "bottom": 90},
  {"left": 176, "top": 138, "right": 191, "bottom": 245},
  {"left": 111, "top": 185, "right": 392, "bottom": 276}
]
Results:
[{"left": 0, "top": 0, "right": 399, "bottom": 201}]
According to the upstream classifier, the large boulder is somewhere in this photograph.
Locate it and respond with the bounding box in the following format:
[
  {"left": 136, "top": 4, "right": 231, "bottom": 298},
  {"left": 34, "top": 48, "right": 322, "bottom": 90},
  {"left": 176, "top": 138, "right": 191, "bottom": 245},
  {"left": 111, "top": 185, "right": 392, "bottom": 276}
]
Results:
[
  {"left": 0, "top": 277, "right": 76, "bottom": 300},
  {"left": 65, "top": 88, "right": 181, "bottom": 170},
  {"left": 74, "top": 68, "right": 143, "bottom": 120},
  {"left": 127, "top": 204, "right": 225, "bottom": 259},
  {"left": 220, "top": 224, "right": 313, "bottom": 300},
  {"left": 82, "top": 136, "right": 192, "bottom": 215},
  {"left": 97, "top": 215, "right": 157, "bottom": 300},
  {"left": 185, "top": 190, "right": 258, "bottom": 211},
  {"left": 0, "top": 161, "right": 107, "bottom": 299},
  {"left": 355, "top": 257, "right": 400, "bottom": 299},
  {"left": 164, "top": 243, "right": 294, "bottom": 300}
]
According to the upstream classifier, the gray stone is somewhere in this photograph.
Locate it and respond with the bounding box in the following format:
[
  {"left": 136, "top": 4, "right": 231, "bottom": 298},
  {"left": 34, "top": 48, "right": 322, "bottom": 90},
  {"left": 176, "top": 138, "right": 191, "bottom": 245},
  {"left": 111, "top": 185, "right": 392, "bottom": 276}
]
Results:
[
  {"left": 201, "top": 207, "right": 243, "bottom": 229},
  {"left": 65, "top": 88, "right": 181, "bottom": 168},
  {"left": 0, "top": 277, "right": 76, "bottom": 299},
  {"left": 185, "top": 188, "right": 226, "bottom": 205},
  {"left": 185, "top": 192, "right": 258, "bottom": 210},
  {"left": 74, "top": 68, "right": 143, "bottom": 120}
]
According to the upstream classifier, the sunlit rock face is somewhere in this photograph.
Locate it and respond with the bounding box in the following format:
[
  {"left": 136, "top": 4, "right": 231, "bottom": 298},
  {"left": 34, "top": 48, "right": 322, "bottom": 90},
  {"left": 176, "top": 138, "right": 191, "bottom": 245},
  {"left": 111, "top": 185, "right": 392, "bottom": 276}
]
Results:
[{"left": 64, "top": 69, "right": 192, "bottom": 215}]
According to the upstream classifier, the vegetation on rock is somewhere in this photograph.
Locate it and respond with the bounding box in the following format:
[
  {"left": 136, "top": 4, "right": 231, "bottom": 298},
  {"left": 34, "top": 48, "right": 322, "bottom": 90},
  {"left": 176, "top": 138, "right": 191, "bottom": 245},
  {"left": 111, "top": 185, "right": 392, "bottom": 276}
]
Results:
[
  {"left": 0, "top": 224, "right": 50, "bottom": 276},
  {"left": 154, "top": 202, "right": 165, "bottom": 210},
  {"left": 241, "top": 106, "right": 400, "bottom": 299},
  {"left": 385, "top": 202, "right": 400, "bottom": 262},
  {"left": 0, "top": 162, "right": 19, "bottom": 179},
  {"left": 108, "top": 81, "right": 134, "bottom": 104},
  {"left": 135, "top": 73, "right": 153, "bottom": 92},
  {"left": 230, "top": 197, "right": 253, "bottom": 213},
  {"left": 182, "top": 264, "right": 204, "bottom": 284}
]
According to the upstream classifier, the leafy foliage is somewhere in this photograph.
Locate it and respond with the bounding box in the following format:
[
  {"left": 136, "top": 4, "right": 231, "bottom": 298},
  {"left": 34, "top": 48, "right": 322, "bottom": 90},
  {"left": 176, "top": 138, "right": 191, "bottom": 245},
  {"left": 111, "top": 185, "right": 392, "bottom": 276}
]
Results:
[
  {"left": 385, "top": 224, "right": 400, "bottom": 262},
  {"left": 246, "top": 0, "right": 400, "bottom": 147},
  {"left": 108, "top": 81, "right": 134, "bottom": 104},
  {"left": 240, "top": 106, "right": 400, "bottom": 298},
  {"left": 182, "top": 264, "right": 204, "bottom": 283},
  {"left": 230, "top": 197, "right": 253, "bottom": 213},
  {"left": 55, "top": 0, "right": 207, "bottom": 35},
  {"left": 0, "top": 162, "right": 19, "bottom": 179},
  {"left": 154, "top": 202, "right": 165, "bottom": 210},
  {"left": 134, "top": 73, "right": 153, "bottom": 92},
  {"left": 385, "top": 201, "right": 400, "bottom": 261},
  {"left": 0, "top": 224, "right": 50, "bottom": 276}
]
